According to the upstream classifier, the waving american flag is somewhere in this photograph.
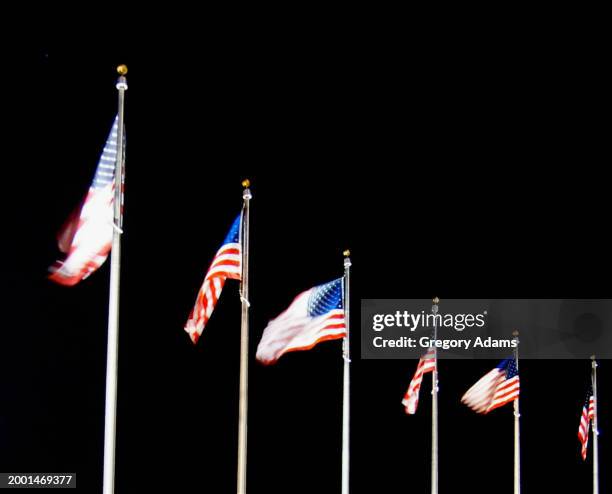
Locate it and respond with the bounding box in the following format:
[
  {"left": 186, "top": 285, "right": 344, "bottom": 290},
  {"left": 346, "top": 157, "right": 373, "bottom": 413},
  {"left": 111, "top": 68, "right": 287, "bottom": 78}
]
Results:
[
  {"left": 578, "top": 387, "right": 595, "bottom": 460},
  {"left": 49, "top": 116, "right": 121, "bottom": 286},
  {"left": 256, "top": 278, "right": 346, "bottom": 365},
  {"left": 184, "top": 215, "right": 242, "bottom": 344},
  {"left": 461, "top": 358, "right": 520, "bottom": 414},
  {"left": 402, "top": 348, "right": 436, "bottom": 415}
]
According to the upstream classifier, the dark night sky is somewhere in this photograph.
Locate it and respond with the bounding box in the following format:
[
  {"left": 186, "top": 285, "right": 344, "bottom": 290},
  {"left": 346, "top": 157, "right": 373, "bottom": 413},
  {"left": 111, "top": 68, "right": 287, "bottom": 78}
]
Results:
[{"left": 2, "top": 34, "right": 610, "bottom": 493}]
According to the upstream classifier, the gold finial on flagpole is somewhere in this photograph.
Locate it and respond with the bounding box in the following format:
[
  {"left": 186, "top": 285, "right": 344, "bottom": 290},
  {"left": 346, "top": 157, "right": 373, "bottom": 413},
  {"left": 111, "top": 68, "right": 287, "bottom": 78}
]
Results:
[
  {"left": 343, "top": 249, "right": 351, "bottom": 257},
  {"left": 117, "top": 64, "right": 128, "bottom": 76},
  {"left": 242, "top": 179, "right": 251, "bottom": 188},
  {"left": 433, "top": 297, "right": 440, "bottom": 305}
]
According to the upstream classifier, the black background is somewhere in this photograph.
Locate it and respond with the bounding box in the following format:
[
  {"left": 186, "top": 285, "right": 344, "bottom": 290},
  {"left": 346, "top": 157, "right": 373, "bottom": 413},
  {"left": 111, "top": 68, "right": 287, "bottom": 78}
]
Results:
[{"left": 3, "top": 31, "right": 609, "bottom": 493}]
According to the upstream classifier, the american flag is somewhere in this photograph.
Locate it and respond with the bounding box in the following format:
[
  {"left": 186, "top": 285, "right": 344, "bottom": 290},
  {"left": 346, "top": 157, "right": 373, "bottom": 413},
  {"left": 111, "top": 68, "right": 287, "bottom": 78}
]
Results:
[
  {"left": 461, "top": 358, "right": 520, "bottom": 414},
  {"left": 184, "top": 214, "right": 242, "bottom": 344},
  {"left": 49, "top": 116, "right": 121, "bottom": 286},
  {"left": 578, "top": 386, "right": 595, "bottom": 460},
  {"left": 402, "top": 348, "right": 436, "bottom": 414},
  {"left": 256, "top": 278, "right": 346, "bottom": 365}
]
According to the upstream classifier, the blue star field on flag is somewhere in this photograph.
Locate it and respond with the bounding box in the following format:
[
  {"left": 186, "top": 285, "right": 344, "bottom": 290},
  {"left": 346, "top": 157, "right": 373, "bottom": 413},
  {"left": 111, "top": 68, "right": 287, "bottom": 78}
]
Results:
[
  {"left": 499, "top": 358, "right": 519, "bottom": 380},
  {"left": 308, "top": 278, "right": 344, "bottom": 317},
  {"left": 222, "top": 214, "right": 242, "bottom": 245}
]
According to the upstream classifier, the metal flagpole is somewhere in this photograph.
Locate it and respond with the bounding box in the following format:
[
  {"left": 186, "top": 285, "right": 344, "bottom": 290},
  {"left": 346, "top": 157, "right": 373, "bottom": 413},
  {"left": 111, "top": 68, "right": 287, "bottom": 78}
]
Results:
[
  {"left": 513, "top": 330, "right": 521, "bottom": 494},
  {"left": 237, "top": 179, "right": 252, "bottom": 494},
  {"left": 102, "top": 65, "right": 128, "bottom": 494},
  {"left": 591, "top": 355, "right": 599, "bottom": 494},
  {"left": 431, "top": 297, "right": 439, "bottom": 494},
  {"left": 342, "top": 250, "right": 352, "bottom": 494}
]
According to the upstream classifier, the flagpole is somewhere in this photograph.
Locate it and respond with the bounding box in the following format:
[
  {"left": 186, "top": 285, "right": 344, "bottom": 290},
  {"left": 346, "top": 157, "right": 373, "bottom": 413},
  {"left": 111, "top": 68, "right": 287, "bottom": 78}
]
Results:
[
  {"left": 591, "top": 355, "right": 599, "bottom": 494},
  {"left": 431, "top": 297, "right": 439, "bottom": 494},
  {"left": 237, "top": 179, "right": 252, "bottom": 494},
  {"left": 102, "top": 65, "right": 128, "bottom": 494},
  {"left": 513, "top": 330, "right": 521, "bottom": 494},
  {"left": 342, "top": 250, "right": 352, "bottom": 494}
]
